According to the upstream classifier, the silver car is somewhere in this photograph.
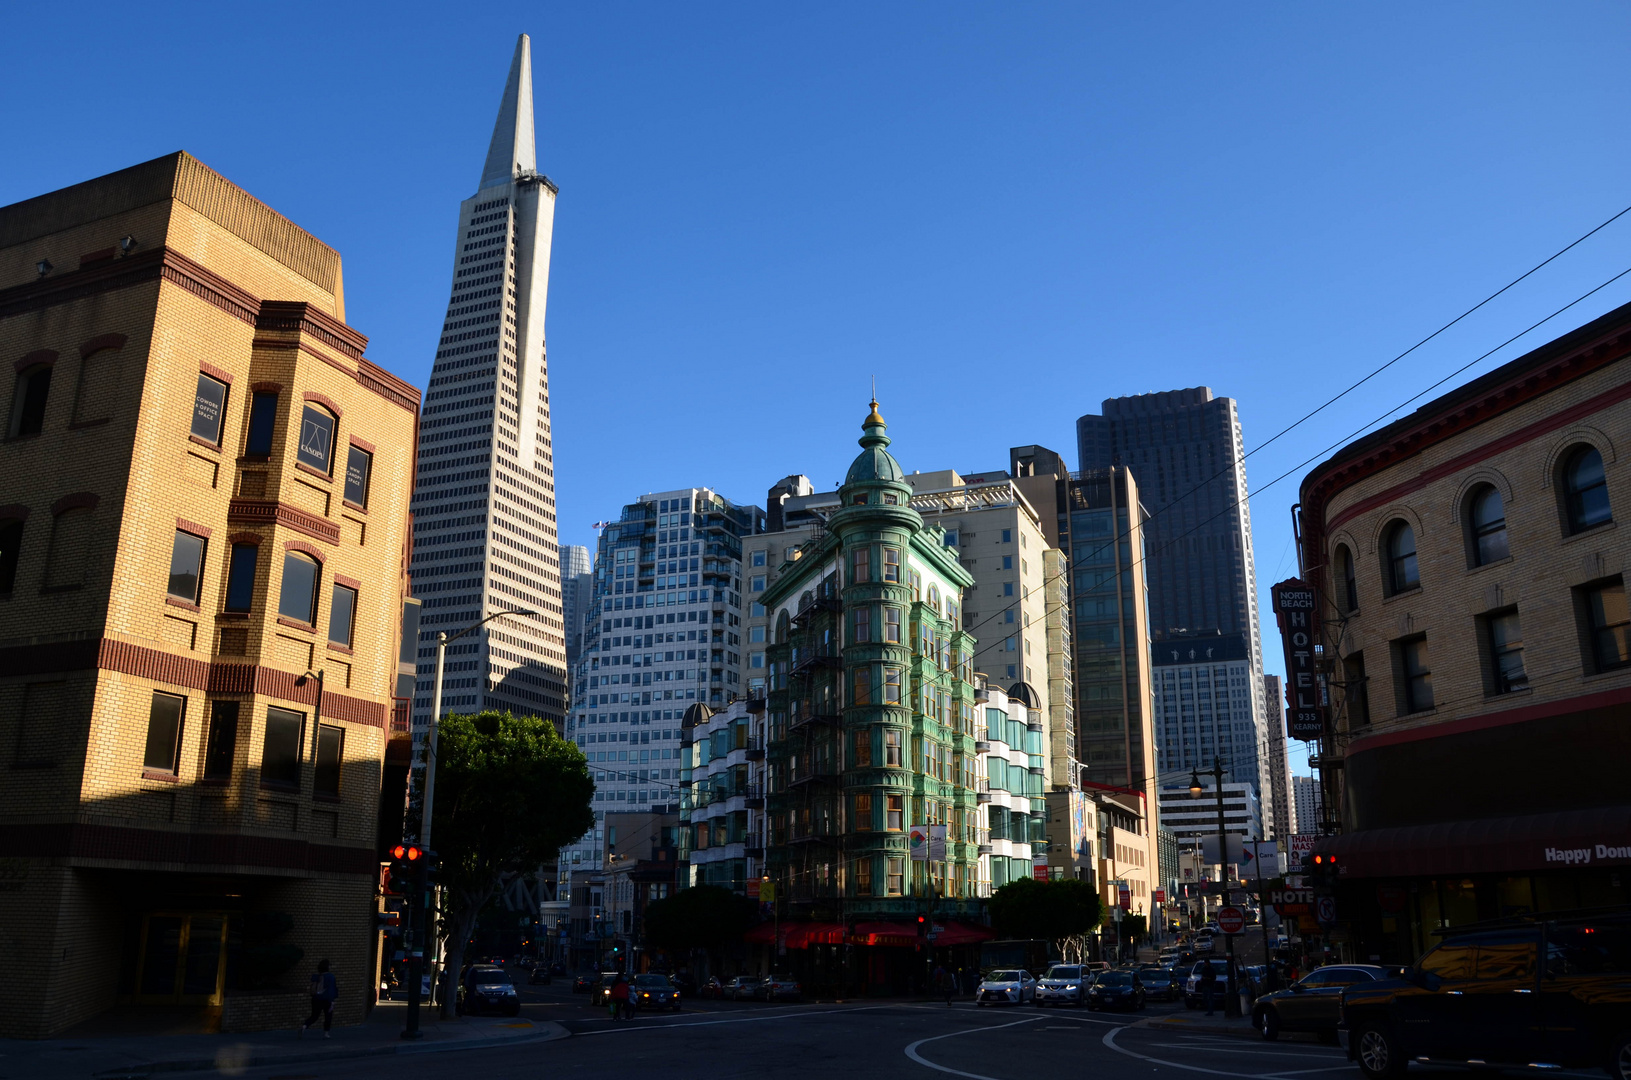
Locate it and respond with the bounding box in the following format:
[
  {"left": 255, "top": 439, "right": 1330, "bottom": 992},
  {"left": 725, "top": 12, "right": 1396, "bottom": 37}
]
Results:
[
  {"left": 1034, "top": 964, "right": 1089, "bottom": 1007},
  {"left": 976, "top": 969, "right": 1036, "bottom": 1005}
]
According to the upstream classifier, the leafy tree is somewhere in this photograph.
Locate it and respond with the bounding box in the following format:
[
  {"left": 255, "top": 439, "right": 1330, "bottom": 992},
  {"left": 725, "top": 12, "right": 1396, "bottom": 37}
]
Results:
[
  {"left": 988, "top": 877, "right": 1103, "bottom": 957},
  {"left": 426, "top": 710, "right": 594, "bottom": 1015},
  {"left": 642, "top": 885, "right": 757, "bottom": 969},
  {"left": 1120, "top": 912, "right": 1148, "bottom": 947}
]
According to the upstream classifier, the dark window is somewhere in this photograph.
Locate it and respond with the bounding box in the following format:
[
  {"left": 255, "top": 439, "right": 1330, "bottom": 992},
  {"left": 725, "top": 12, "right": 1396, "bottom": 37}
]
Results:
[
  {"left": 8, "top": 365, "right": 52, "bottom": 438},
  {"left": 44, "top": 507, "right": 91, "bottom": 589},
  {"left": 261, "top": 707, "right": 303, "bottom": 788},
  {"left": 0, "top": 519, "right": 22, "bottom": 593},
  {"left": 1335, "top": 544, "right": 1358, "bottom": 612},
  {"left": 143, "top": 692, "right": 185, "bottom": 773},
  {"left": 1485, "top": 608, "right": 1528, "bottom": 694},
  {"left": 1475, "top": 938, "right": 1537, "bottom": 981},
  {"left": 328, "top": 584, "right": 356, "bottom": 647},
  {"left": 1342, "top": 651, "right": 1370, "bottom": 726},
  {"left": 225, "top": 543, "right": 258, "bottom": 611},
  {"left": 1546, "top": 925, "right": 1631, "bottom": 975},
  {"left": 1583, "top": 579, "right": 1631, "bottom": 673},
  {"left": 1418, "top": 944, "right": 1476, "bottom": 979},
  {"left": 1468, "top": 485, "right": 1509, "bottom": 565},
  {"left": 278, "top": 552, "right": 319, "bottom": 624},
  {"left": 343, "top": 444, "right": 372, "bottom": 507},
  {"left": 167, "top": 530, "right": 206, "bottom": 602},
  {"left": 203, "top": 700, "right": 239, "bottom": 780},
  {"left": 296, "top": 405, "right": 335, "bottom": 474},
  {"left": 245, "top": 392, "right": 278, "bottom": 455},
  {"left": 1385, "top": 521, "right": 1419, "bottom": 594},
  {"left": 1394, "top": 635, "right": 1433, "bottom": 714},
  {"left": 313, "top": 724, "right": 343, "bottom": 797},
  {"left": 191, "top": 374, "right": 228, "bottom": 444},
  {"left": 1564, "top": 446, "right": 1612, "bottom": 534}
]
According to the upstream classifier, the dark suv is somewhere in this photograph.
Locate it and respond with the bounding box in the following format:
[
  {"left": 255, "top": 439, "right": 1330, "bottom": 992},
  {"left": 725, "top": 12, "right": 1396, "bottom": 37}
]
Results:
[{"left": 1338, "top": 913, "right": 1631, "bottom": 1078}]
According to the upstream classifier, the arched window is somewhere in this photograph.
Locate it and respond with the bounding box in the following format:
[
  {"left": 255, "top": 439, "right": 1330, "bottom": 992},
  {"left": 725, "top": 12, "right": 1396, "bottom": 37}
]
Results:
[
  {"left": 277, "top": 550, "right": 320, "bottom": 624},
  {"left": 1467, "top": 485, "right": 1509, "bottom": 566},
  {"left": 1563, "top": 445, "right": 1612, "bottom": 534},
  {"left": 0, "top": 517, "right": 24, "bottom": 594},
  {"left": 8, "top": 364, "right": 52, "bottom": 438},
  {"left": 1385, "top": 521, "right": 1419, "bottom": 595},
  {"left": 1334, "top": 544, "right": 1358, "bottom": 613},
  {"left": 927, "top": 584, "right": 940, "bottom": 612},
  {"left": 775, "top": 611, "right": 790, "bottom": 645}
]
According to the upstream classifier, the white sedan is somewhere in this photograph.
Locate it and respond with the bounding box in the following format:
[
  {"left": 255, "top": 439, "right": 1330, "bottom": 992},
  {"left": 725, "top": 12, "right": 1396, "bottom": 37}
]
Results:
[{"left": 976, "top": 969, "right": 1036, "bottom": 1005}]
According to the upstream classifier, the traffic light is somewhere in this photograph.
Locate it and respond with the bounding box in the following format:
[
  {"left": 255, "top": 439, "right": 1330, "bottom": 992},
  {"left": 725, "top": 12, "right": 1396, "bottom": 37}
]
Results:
[
  {"left": 376, "top": 910, "right": 402, "bottom": 940},
  {"left": 388, "top": 843, "right": 423, "bottom": 896},
  {"left": 916, "top": 915, "right": 927, "bottom": 937},
  {"left": 421, "top": 850, "right": 440, "bottom": 889},
  {"left": 1309, "top": 852, "right": 1339, "bottom": 888}
]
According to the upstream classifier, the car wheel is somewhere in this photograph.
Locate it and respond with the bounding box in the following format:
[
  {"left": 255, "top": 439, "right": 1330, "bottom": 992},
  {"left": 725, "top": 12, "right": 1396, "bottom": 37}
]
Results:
[
  {"left": 1608, "top": 1034, "right": 1631, "bottom": 1080},
  {"left": 1354, "top": 1022, "right": 1407, "bottom": 1079},
  {"left": 1257, "top": 1008, "right": 1279, "bottom": 1041}
]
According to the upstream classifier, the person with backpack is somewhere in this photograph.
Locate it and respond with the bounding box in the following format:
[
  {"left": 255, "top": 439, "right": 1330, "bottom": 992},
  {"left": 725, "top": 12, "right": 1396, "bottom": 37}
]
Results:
[{"left": 300, "top": 959, "right": 338, "bottom": 1037}]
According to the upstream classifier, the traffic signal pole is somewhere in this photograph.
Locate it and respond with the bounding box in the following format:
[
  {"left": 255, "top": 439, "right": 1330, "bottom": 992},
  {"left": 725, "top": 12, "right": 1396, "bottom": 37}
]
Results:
[{"left": 1212, "top": 760, "right": 1241, "bottom": 1019}]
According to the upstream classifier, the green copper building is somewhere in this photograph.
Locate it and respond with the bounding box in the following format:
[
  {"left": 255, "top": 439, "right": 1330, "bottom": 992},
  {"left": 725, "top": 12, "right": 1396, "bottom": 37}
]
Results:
[{"left": 762, "top": 402, "right": 987, "bottom": 937}]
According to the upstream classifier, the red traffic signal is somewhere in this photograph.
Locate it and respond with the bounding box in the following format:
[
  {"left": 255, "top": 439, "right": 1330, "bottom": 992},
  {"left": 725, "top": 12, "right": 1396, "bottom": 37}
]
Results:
[{"left": 391, "top": 844, "right": 423, "bottom": 862}]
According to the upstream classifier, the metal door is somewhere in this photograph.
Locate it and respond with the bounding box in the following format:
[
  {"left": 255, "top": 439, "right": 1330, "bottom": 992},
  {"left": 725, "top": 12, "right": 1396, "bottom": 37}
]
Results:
[{"left": 134, "top": 912, "right": 229, "bottom": 1005}]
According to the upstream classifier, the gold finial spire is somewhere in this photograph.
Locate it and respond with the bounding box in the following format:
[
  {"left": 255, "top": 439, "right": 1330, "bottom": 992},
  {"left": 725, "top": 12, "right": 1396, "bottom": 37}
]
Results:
[{"left": 865, "top": 375, "right": 884, "bottom": 426}]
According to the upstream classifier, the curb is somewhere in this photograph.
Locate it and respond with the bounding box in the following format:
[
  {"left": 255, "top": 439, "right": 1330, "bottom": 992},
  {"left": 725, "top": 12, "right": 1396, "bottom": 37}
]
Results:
[{"left": 90, "top": 1021, "right": 569, "bottom": 1076}]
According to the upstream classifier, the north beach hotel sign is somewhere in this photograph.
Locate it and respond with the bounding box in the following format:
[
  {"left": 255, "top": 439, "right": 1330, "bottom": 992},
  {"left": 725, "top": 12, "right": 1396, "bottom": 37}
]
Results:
[{"left": 1271, "top": 578, "right": 1326, "bottom": 740}]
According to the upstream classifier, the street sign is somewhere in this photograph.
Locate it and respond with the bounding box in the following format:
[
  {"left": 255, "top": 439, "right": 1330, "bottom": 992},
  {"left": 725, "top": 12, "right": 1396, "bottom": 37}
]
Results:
[
  {"left": 1152, "top": 888, "right": 1166, "bottom": 904},
  {"left": 1217, "top": 906, "right": 1246, "bottom": 935},
  {"left": 1315, "top": 895, "right": 1337, "bottom": 926},
  {"left": 908, "top": 825, "right": 929, "bottom": 861},
  {"left": 1269, "top": 887, "right": 1314, "bottom": 916},
  {"left": 1271, "top": 579, "right": 1327, "bottom": 740}
]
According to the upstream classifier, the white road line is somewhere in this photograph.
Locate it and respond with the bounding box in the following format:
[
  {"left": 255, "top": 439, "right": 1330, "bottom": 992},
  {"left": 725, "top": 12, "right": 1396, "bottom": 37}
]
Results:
[
  {"left": 574, "top": 1003, "right": 890, "bottom": 1036},
  {"left": 1101, "top": 1025, "right": 1347, "bottom": 1079},
  {"left": 903, "top": 1016, "right": 1045, "bottom": 1080},
  {"left": 1261, "top": 1068, "right": 1361, "bottom": 1076}
]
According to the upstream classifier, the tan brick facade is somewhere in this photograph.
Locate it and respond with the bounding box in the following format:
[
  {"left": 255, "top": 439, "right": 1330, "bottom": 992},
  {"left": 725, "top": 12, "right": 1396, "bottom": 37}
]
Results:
[{"left": 0, "top": 153, "right": 418, "bottom": 1037}]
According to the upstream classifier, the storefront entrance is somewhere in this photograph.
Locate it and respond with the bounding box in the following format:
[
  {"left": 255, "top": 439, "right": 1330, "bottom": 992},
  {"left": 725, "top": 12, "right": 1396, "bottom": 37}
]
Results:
[{"left": 134, "top": 913, "right": 229, "bottom": 1006}]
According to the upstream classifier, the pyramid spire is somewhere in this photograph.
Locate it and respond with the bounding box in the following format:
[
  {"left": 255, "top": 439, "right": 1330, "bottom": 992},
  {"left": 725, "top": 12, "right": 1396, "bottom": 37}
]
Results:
[{"left": 480, "top": 34, "right": 538, "bottom": 190}]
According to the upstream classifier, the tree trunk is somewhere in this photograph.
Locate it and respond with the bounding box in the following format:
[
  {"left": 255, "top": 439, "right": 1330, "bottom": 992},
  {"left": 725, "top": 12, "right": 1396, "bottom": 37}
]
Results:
[{"left": 438, "top": 884, "right": 491, "bottom": 1018}]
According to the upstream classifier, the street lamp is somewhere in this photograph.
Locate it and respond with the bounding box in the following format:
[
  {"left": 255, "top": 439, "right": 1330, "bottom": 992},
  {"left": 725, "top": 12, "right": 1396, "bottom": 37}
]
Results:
[
  {"left": 1200, "top": 757, "right": 1242, "bottom": 1019},
  {"left": 403, "top": 607, "right": 540, "bottom": 1041}
]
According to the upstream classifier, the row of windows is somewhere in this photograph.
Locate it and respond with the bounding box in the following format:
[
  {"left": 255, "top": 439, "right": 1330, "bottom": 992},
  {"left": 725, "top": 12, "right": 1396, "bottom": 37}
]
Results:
[
  {"left": 140, "top": 692, "right": 343, "bottom": 796},
  {"left": 165, "top": 529, "right": 358, "bottom": 646},
  {"left": 1341, "top": 576, "right": 1630, "bottom": 721},
  {"left": 1335, "top": 445, "right": 1612, "bottom": 610}
]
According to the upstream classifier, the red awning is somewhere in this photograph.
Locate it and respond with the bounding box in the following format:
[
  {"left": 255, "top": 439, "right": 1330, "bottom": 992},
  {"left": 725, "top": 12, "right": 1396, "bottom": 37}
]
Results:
[
  {"left": 785, "top": 922, "right": 848, "bottom": 949},
  {"left": 743, "top": 922, "right": 777, "bottom": 944},
  {"left": 1317, "top": 804, "right": 1631, "bottom": 879},
  {"left": 850, "top": 920, "right": 919, "bottom": 947},
  {"left": 931, "top": 921, "right": 995, "bottom": 947}
]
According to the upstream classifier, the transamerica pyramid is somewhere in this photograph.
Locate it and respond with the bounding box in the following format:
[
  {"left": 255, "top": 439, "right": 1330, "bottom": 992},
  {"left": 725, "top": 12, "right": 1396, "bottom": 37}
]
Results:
[{"left": 409, "top": 34, "right": 566, "bottom": 739}]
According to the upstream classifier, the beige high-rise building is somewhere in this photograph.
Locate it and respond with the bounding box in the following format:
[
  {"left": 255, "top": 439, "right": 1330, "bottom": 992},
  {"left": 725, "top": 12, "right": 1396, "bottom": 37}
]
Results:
[{"left": 0, "top": 153, "right": 419, "bottom": 1037}]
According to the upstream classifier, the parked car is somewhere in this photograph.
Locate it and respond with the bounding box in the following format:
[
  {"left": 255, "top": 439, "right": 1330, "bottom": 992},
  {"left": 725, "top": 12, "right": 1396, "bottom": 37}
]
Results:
[
  {"left": 527, "top": 964, "right": 552, "bottom": 985},
  {"left": 572, "top": 971, "right": 599, "bottom": 994},
  {"left": 1087, "top": 969, "right": 1146, "bottom": 1011},
  {"left": 1034, "top": 964, "right": 1091, "bottom": 1007},
  {"left": 1137, "top": 965, "right": 1179, "bottom": 1002},
  {"left": 1183, "top": 958, "right": 1234, "bottom": 1009},
  {"left": 669, "top": 971, "right": 698, "bottom": 995},
  {"left": 698, "top": 976, "right": 726, "bottom": 999},
  {"left": 724, "top": 975, "right": 764, "bottom": 1001},
  {"left": 456, "top": 964, "right": 520, "bottom": 1017},
  {"left": 976, "top": 969, "right": 1036, "bottom": 1006},
  {"left": 759, "top": 973, "right": 802, "bottom": 1002},
  {"left": 631, "top": 972, "right": 680, "bottom": 1011},
  {"left": 1339, "top": 915, "right": 1631, "bottom": 1079},
  {"left": 1252, "top": 964, "right": 1393, "bottom": 1042}
]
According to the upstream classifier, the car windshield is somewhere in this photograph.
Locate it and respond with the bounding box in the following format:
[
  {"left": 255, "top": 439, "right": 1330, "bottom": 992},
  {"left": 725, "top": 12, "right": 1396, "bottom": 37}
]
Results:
[
  {"left": 1098, "top": 972, "right": 1133, "bottom": 986},
  {"left": 987, "top": 970, "right": 1021, "bottom": 982},
  {"left": 1044, "top": 966, "right": 1081, "bottom": 979},
  {"left": 1138, "top": 967, "right": 1165, "bottom": 978},
  {"left": 634, "top": 975, "right": 668, "bottom": 987},
  {"left": 473, "top": 970, "right": 510, "bottom": 984},
  {"left": 768, "top": 973, "right": 794, "bottom": 981}
]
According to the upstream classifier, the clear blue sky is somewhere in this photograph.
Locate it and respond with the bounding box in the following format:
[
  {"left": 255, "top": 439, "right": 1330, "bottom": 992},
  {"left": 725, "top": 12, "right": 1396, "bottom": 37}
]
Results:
[{"left": 10, "top": 4, "right": 1631, "bottom": 776}]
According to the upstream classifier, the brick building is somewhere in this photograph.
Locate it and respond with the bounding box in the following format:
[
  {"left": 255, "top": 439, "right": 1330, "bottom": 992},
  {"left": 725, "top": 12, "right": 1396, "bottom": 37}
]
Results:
[
  {"left": 1299, "top": 299, "right": 1631, "bottom": 963},
  {"left": 0, "top": 153, "right": 419, "bottom": 1036}
]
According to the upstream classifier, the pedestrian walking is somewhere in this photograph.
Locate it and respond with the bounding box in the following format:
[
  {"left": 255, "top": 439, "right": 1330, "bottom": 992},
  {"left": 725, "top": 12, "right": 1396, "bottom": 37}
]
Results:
[
  {"left": 933, "top": 964, "right": 953, "bottom": 1006},
  {"left": 1199, "top": 960, "right": 1218, "bottom": 1016},
  {"left": 300, "top": 959, "right": 338, "bottom": 1037},
  {"left": 609, "top": 973, "right": 632, "bottom": 1021}
]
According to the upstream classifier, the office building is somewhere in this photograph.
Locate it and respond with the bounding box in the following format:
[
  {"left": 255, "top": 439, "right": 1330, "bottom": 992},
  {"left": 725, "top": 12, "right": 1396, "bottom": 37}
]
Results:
[
  {"left": 1150, "top": 630, "right": 1267, "bottom": 818},
  {"left": 1292, "top": 774, "right": 1318, "bottom": 839},
  {"left": 560, "top": 543, "right": 591, "bottom": 666},
  {"left": 1261, "top": 673, "right": 1294, "bottom": 839},
  {"left": 1157, "top": 782, "right": 1264, "bottom": 851},
  {"left": 1076, "top": 388, "right": 1274, "bottom": 833},
  {"left": 409, "top": 34, "right": 566, "bottom": 740},
  {"left": 0, "top": 153, "right": 419, "bottom": 1036},
  {"left": 558, "top": 487, "right": 759, "bottom": 875},
  {"left": 681, "top": 700, "right": 767, "bottom": 893}
]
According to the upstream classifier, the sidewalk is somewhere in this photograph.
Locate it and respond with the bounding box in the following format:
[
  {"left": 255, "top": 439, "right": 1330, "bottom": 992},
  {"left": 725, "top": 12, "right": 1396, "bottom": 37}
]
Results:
[{"left": 0, "top": 1001, "right": 566, "bottom": 1078}]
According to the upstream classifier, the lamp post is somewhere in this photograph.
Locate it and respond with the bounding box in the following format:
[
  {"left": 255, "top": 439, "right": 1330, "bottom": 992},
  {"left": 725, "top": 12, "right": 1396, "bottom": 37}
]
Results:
[
  {"left": 1191, "top": 760, "right": 1241, "bottom": 1019},
  {"left": 403, "top": 607, "right": 540, "bottom": 1041}
]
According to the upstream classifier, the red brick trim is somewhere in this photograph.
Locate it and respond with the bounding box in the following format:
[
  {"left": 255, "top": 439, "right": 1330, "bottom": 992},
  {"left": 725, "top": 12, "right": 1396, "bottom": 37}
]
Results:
[
  {"left": 227, "top": 499, "right": 339, "bottom": 545},
  {"left": 251, "top": 381, "right": 283, "bottom": 394},
  {"left": 256, "top": 300, "right": 368, "bottom": 360},
  {"left": 227, "top": 531, "right": 263, "bottom": 545},
  {"left": 51, "top": 492, "right": 99, "bottom": 516},
  {"left": 276, "top": 615, "right": 317, "bottom": 633},
  {"left": 334, "top": 573, "right": 362, "bottom": 590},
  {"left": 80, "top": 248, "right": 117, "bottom": 267},
  {"left": 176, "top": 516, "right": 213, "bottom": 539},
  {"left": 0, "top": 504, "right": 28, "bottom": 522},
  {"left": 348, "top": 434, "right": 376, "bottom": 454},
  {"left": 341, "top": 499, "right": 367, "bottom": 514},
  {"left": 282, "top": 539, "right": 325, "bottom": 564},
  {"left": 326, "top": 642, "right": 355, "bottom": 657},
  {"left": 15, "top": 349, "right": 57, "bottom": 372},
  {"left": 199, "top": 361, "right": 234, "bottom": 385},
  {"left": 302, "top": 391, "right": 342, "bottom": 418},
  {"left": 141, "top": 768, "right": 180, "bottom": 783},
  {"left": 164, "top": 596, "right": 202, "bottom": 613},
  {"left": 67, "top": 417, "right": 113, "bottom": 431},
  {"left": 187, "top": 433, "right": 222, "bottom": 453},
  {"left": 294, "top": 461, "right": 332, "bottom": 484},
  {"left": 0, "top": 821, "right": 378, "bottom": 876},
  {"left": 79, "top": 333, "right": 127, "bottom": 358},
  {"left": 0, "top": 248, "right": 258, "bottom": 328},
  {"left": 302, "top": 341, "right": 356, "bottom": 379},
  {"left": 357, "top": 359, "right": 421, "bottom": 414}
]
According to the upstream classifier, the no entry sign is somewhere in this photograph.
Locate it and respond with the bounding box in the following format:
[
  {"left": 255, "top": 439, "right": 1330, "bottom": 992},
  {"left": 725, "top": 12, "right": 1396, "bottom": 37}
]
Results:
[{"left": 1217, "top": 906, "right": 1246, "bottom": 935}]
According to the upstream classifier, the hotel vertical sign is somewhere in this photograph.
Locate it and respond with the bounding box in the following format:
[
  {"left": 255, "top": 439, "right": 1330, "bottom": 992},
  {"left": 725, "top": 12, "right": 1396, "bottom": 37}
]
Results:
[{"left": 1271, "top": 578, "right": 1326, "bottom": 740}]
